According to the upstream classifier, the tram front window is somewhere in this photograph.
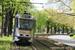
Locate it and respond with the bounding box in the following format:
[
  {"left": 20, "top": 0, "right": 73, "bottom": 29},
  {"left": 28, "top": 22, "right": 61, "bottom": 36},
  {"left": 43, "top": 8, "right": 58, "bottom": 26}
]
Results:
[{"left": 19, "top": 19, "right": 33, "bottom": 30}]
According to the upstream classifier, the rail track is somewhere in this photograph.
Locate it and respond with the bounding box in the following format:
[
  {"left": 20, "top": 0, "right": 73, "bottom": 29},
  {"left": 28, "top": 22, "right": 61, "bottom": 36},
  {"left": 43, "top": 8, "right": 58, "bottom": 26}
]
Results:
[
  {"left": 9, "top": 34, "right": 74, "bottom": 50},
  {"left": 10, "top": 39, "right": 74, "bottom": 50},
  {"left": 34, "top": 39, "right": 66, "bottom": 50},
  {"left": 34, "top": 34, "right": 74, "bottom": 50},
  {"left": 10, "top": 41, "right": 37, "bottom": 50}
]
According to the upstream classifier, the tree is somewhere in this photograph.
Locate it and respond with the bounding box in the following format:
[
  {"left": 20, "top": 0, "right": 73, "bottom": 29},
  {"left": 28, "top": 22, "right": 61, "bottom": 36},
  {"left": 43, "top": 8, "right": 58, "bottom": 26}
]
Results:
[
  {"left": 44, "top": 8, "right": 74, "bottom": 34},
  {"left": 47, "top": 0, "right": 73, "bottom": 12},
  {"left": 30, "top": 10, "right": 48, "bottom": 33},
  {"left": 0, "top": 0, "right": 34, "bottom": 37}
]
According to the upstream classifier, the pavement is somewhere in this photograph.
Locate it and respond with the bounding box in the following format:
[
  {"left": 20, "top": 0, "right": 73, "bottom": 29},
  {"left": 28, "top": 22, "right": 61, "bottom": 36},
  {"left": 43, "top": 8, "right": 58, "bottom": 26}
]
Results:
[{"left": 48, "top": 35, "right": 75, "bottom": 47}]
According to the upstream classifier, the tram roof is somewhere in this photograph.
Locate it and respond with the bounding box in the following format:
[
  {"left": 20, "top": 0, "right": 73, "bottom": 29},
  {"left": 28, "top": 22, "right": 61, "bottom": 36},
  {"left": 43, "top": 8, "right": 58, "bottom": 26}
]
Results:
[{"left": 15, "top": 14, "right": 36, "bottom": 20}]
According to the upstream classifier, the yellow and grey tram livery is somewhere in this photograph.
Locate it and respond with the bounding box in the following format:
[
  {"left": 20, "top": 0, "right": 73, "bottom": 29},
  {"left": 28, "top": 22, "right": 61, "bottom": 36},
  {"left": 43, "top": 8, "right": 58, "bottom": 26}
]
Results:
[{"left": 13, "top": 14, "right": 36, "bottom": 42}]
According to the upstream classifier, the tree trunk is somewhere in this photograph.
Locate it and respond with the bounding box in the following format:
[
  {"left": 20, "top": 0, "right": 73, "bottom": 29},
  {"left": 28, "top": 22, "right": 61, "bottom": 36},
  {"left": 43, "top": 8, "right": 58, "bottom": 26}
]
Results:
[
  {"left": 40, "top": 26, "right": 41, "bottom": 33},
  {"left": 8, "top": 3, "right": 13, "bottom": 35},
  {"left": 71, "top": 28, "right": 73, "bottom": 33},
  {"left": 54, "top": 25, "right": 56, "bottom": 34},
  {"left": 47, "top": 21, "right": 49, "bottom": 33},
  {"left": 8, "top": 17, "right": 12, "bottom": 35},
  {"left": 1, "top": 3, "right": 4, "bottom": 37},
  {"left": 7, "top": 8, "right": 10, "bottom": 37},
  {"left": 9, "top": 9, "right": 13, "bottom": 35},
  {"left": 62, "top": 25, "right": 64, "bottom": 34},
  {"left": 51, "top": 26, "right": 52, "bottom": 34},
  {"left": 58, "top": 27, "right": 60, "bottom": 34},
  {"left": 4, "top": 16, "right": 7, "bottom": 36},
  {"left": 66, "top": 27, "right": 68, "bottom": 33},
  {"left": 38, "top": 27, "right": 39, "bottom": 33},
  {"left": 4, "top": 7, "right": 8, "bottom": 36}
]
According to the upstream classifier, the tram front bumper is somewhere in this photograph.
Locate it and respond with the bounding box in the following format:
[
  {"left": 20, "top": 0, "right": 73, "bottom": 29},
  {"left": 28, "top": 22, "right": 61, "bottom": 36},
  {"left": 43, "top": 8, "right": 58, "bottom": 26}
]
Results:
[{"left": 16, "top": 36, "right": 31, "bottom": 40}]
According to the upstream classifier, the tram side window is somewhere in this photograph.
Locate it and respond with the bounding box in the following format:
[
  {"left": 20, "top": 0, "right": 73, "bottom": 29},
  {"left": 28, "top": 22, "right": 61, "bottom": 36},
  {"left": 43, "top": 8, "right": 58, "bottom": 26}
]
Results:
[{"left": 16, "top": 18, "right": 18, "bottom": 27}]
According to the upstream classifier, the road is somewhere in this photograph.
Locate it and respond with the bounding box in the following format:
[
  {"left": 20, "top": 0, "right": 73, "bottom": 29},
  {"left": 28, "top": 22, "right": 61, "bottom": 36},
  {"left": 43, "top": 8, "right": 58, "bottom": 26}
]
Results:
[{"left": 48, "top": 35, "right": 75, "bottom": 47}]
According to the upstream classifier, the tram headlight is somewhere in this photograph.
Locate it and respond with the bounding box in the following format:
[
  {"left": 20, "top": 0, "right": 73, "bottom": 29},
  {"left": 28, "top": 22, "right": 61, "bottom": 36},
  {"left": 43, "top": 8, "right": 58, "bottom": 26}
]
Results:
[
  {"left": 26, "top": 34, "right": 29, "bottom": 36},
  {"left": 20, "top": 34, "right": 23, "bottom": 36}
]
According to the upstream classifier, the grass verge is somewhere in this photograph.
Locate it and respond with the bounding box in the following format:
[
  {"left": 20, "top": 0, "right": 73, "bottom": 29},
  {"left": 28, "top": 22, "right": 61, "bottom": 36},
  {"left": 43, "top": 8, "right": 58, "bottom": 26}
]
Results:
[
  {"left": 0, "top": 35, "right": 13, "bottom": 50},
  {"left": 72, "top": 35, "right": 75, "bottom": 38},
  {"left": 35, "top": 33, "right": 50, "bottom": 35}
]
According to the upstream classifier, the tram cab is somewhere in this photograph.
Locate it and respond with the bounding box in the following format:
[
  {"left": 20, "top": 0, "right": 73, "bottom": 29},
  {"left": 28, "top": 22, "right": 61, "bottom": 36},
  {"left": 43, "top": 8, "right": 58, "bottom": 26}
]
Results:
[{"left": 13, "top": 14, "right": 36, "bottom": 42}]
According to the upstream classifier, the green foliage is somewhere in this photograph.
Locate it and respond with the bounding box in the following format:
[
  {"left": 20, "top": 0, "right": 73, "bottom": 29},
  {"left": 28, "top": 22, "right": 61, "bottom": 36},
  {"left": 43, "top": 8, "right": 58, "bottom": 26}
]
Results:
[
  {"left": 0, "top": 0, "right": 34, "bottom": 16},
  {"left": 44, "top": 8, "right": 73, "bottom": 29},
  {"left": 30, "top": 10, "right": 48, "bottom": 30},
  {"left": 72, "top": 35, "right": 75, "bottom": 38},
  {"left": 0, "top": 16, "right": 1, "bottom": 26},
  {"left": 0, "top": 0, "right": 5, "bottom": 3},
  {"left": 69, "top": 33, "right": 75, "bottom": 37},
  {"left": 0, "top": 0, "right": 35, "bottom": 26},
  {"left": 0, "top": 35, "right": 13, "bottom": 41},
  {"left": 0, "top": 16, "right": 1, "bottom": 22},
  {"left": 36, "top": 11, "right": 47, "bottom": 28},
  {"left": 71, "top": 1, "right": 75, "bottom": 12}
]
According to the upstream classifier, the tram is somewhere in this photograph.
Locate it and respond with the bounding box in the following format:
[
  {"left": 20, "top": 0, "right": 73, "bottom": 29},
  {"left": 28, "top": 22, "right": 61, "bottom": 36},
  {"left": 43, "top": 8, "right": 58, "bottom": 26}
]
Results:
[{"left": 13, "top": 14, "right": 36, "bottom": 42}]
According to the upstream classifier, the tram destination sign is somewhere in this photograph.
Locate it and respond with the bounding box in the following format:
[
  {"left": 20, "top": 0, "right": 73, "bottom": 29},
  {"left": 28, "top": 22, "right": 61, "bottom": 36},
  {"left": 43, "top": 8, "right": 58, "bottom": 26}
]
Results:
[{"left": 25, "top": 15, "right": 30, "bottom": 18}]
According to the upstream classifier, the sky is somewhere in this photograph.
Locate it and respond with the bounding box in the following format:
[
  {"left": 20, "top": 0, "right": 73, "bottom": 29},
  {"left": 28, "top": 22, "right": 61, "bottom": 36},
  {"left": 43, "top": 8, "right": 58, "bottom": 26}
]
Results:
[
  {"left": 30, "top": 0, "right": 72, "bottom": 13},
  {"left": 30, "top": 0, "right": 48, "bottom": 10},
  {"left": 30, "top": 0, "right": 61, "bottom": 11}
]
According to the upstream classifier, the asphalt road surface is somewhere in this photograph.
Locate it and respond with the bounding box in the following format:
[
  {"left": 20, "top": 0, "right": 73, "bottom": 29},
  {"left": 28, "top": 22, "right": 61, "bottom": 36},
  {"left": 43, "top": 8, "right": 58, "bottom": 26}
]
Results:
[{"left": 48, "top": 35, "right": 75, "bottom": 47}]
